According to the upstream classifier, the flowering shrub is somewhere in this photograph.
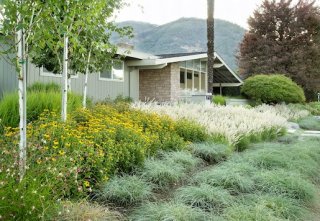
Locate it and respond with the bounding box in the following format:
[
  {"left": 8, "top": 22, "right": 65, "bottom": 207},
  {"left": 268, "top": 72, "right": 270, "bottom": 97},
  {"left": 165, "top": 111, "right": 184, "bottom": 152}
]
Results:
[
  {"left": 133, "top": 102, "right": 287, "bottom": 148},
  {"left": 1, "top": 104, "right": 209, "bottom": 212}
]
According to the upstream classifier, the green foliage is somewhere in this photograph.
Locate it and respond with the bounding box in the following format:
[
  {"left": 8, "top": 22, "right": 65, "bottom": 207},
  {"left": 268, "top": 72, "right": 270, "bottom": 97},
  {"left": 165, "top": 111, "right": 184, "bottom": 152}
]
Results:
[
  {"left": 241, "top": 74, "right": 306, "bottom": 104},
  {"left": 0, "top": 168, "right": 59, "bottom": 220},
  {"left": 212, "top": 95, "right": 226, "bottom": 105},
  {"left": 298, "top": 116, "right": 320, "bottom": 130},
  {"left": 306, "top": 102, "right": 320, "bottom": 115},
  {"left": 175, "top": 119, "right": 208, "bottom": 142},
  {"left": 100, "top": 175, "right": 152, "bottom": 206},
  {"left": 130, "top": 202, "right": 209, "bottom": 221},
  {"left": 191, "top": 143, "right": 231, "bottom": 164},
  {"left": 174, "top": 185, "right": 233, "bottom": 212},
  {"left": 0, "top": 90, "right": 83, "bottom": 127}
]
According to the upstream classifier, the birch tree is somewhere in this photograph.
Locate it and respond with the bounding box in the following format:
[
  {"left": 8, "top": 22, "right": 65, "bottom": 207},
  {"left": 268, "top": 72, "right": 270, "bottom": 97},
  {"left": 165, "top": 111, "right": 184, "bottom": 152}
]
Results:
[
  {"left": 0, "top": 0, "right": 43, "bottom": 180},
  {"left": 30, "top": 0, "right": 131, "bottom": 118}
]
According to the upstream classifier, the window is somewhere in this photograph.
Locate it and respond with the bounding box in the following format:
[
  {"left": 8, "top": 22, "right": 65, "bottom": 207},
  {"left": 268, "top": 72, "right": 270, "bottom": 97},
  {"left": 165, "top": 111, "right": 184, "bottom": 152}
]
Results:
[
  {"left": 40, "top": 66, "right": 62, "bottom": 78},
  {"left": 100, "top": 60, "right": 124, "bottom": 81},
  {"left": 40, "top": 66, "right": 78, "bottom": 78},
  {"left": 187, "top": 72, "right": 192, "bottom": 79},
  {"left": 180, "top": 71, "right": 185, "bottom": 84}
]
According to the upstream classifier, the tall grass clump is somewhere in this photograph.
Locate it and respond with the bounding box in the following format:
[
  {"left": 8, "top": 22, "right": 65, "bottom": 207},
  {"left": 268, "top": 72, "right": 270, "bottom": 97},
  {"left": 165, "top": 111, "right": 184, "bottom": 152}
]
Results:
[
  {"left": 57, "top": 200, "right": 124, "bottom": 221},
  {"left": 100, "top": 175, "right": 152, "bottom": 206},
  {"left": 27, "top": 82, "right": 60, "bottom": 93},
  {"left": 130, "top": 202, "right": 209, "bottom": 221},
  {"left": 174, "top": 184, "right": 233, "bottom": 212},
  {"left": 191, "top": 143, "right": 231, "bottom": 164},
  {"left": 0, "top": 90, "right": 83, "bottom": 127}
]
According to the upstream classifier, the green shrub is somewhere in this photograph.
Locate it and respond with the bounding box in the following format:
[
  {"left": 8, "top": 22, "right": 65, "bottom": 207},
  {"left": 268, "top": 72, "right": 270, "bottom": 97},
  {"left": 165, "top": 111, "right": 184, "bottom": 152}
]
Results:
[
  {"left": 100, "top": 175, "right": 152, "bottom": 206},
  {"left": 0, "top": 91, "right": 83, "bottom": 127},
  {"left": 298, "top": 116, "right": 320, "bottom": 130},
  {"left": 27, "top": 82, "right": 60, "bottom": 93},
  {"left": 174, "top": 184, "right": 233, "bottom": 212},
  {"left": 130, "top": 202, "right": 210, "bottom": 221},
  {"left": 306, "top": 102, "right": 320, "bottom": 115},
  {"left": 175, "top": 119, "right": 208, "bottom": 142},
  {"left": 212, "top": 95, "right": 226, "bottom": 105},
  {"left": 0, "top": 169, "right": 59, "bottom": 220},
  {"left": 191, "top": 143, "right": 231, "bottom": 164},
  {"left": 241, "top": 74, "right": 306, "bottom": 104}
]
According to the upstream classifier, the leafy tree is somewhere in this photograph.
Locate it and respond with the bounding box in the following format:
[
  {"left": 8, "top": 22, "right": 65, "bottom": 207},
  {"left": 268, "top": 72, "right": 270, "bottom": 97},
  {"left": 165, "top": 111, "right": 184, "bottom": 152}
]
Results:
[
  {"left": 238, "top": 0, "right": 320, "bottom": 100},
  {"left": 207, "top": 0, "right": 214, "bottom": 93},
  {"left": 29, "top": 0, "right": 131, "bottom": 119},
  {"left": 0, "top": 0, "right": 45, "bottom": 179}
]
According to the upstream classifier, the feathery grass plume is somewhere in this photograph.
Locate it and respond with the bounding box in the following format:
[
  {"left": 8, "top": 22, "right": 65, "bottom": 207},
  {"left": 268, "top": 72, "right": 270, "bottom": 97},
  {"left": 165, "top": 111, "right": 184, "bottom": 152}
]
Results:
[
  {"left": 174, "top": 184, "right": 233, "bottom": 212},
  {"left": 161, "top": 151, "right": 203, "bottom": 172},
  {"left": 141, "top": 158, "right": 187, "bottom": 189},
  {"left": 191, "top": 143, "right": 231, "bottom": 164},
  {"left": 130, "top": 202, "right": 209, "bottom": 221},
  {"left": 100, "top": 175, "right": 152, "bottom": 206},
  {"left": 57, "top": 200, "right": 124, "bottom": 221}
]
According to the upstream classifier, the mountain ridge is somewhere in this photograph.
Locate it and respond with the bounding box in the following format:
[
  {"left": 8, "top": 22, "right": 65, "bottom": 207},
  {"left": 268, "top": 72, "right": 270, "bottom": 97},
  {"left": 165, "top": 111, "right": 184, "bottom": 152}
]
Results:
[{"left": 112, "top": 18, "right": 246, "bottom": 71}]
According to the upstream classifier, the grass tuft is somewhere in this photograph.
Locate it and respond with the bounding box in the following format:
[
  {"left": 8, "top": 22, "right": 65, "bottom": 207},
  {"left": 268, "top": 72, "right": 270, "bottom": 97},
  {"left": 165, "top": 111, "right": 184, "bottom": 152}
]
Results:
[
  {"left": 130, "top": 202, "right": 209, "bottom": 221},
  {"left": 57, "top": 200, "right": 124, "bottom": 221},
  {"left": 192, "top": 162, "right": 257, "bottom": 194},
  {"left": 100, "top": 175, "right": 152, "bottom": 206},
  {"left": 174, "top": 184, "right": 233, "bottom": 212},
  {"left": 298, "top": 116, "right": 320, "bottom": 131},
  {"left": 141, "top": 158, "right": 186, "bottom": 189},
  {"left": 191, "top": 143, "right": 231, "bottom": 164},
  {"left": 162, "top": 151, "right": 202, "bottom": 172}
]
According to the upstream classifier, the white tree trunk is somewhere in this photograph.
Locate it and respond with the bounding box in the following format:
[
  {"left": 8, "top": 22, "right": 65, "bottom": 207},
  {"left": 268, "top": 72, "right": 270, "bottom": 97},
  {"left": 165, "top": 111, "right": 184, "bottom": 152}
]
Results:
[
  {"left": 17, "top": 10, "right": 27, "bottom": 181},
  {"left": 61, "top": 33, "right": 68, "bottom": 122},
  {"left": 82, "top": 49, "right": 91, "bottom": 108}
]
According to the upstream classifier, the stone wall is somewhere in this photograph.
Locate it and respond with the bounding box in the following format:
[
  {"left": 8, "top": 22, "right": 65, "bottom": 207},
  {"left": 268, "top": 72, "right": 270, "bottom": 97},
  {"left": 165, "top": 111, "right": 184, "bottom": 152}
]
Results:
[{"left": 139, "top": 63, "right": 180, "bottom": 101}]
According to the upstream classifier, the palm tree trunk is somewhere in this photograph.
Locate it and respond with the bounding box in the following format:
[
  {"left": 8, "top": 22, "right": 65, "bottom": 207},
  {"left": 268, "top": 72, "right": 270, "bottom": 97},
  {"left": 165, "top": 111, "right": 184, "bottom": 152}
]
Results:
[{"left": 207, "top": 0, "right": 214, "bottom": 94}]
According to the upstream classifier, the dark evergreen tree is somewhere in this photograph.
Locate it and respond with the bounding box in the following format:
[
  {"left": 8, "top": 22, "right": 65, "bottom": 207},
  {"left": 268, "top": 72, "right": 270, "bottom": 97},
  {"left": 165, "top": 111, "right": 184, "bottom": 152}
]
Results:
[{"left": 238, "top": 0, "right": 320, "bottom": 100}]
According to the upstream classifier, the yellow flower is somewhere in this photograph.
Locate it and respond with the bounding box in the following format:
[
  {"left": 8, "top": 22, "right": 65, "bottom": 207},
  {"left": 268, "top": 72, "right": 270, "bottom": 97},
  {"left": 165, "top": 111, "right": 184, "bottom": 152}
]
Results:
[
  {"left": 83, "top": 181, "right": 90, "bottom": 187},
  {"left": 59, "top": 150, "right": 65, "bottom": 156}
]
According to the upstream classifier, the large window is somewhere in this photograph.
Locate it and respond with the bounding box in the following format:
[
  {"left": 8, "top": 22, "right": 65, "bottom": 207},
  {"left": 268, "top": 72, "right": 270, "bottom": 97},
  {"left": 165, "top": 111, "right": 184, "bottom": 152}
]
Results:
[
  {"left": 100, "top": 60, "right": 124, "bottom": 81},
  {"left": 179, "top": 59, "right": 207, "bottom": 92}
]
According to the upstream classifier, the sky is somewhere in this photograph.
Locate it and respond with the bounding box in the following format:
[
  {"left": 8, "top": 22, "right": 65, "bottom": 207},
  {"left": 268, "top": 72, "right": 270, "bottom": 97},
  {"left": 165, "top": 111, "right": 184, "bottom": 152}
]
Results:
[{"left": 114, "top": 0, "right": 264, "bottom": 29}]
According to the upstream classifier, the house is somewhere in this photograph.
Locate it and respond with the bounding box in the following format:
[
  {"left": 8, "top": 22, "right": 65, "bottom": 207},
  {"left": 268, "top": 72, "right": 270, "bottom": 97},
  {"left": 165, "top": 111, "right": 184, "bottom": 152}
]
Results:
[{"left": 0, "top": 47, "right": 243, "bottom": 102}]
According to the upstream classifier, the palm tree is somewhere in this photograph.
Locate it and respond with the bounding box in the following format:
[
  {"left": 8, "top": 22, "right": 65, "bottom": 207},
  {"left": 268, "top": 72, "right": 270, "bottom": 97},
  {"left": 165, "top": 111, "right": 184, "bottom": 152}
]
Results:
[{"left": 207, "top": 0, "right": 214, "bottom": 94}]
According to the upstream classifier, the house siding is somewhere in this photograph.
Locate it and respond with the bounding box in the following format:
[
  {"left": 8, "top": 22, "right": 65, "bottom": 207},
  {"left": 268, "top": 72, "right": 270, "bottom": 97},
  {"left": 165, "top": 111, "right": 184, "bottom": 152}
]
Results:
[
  {"left": 0, "top": 57, "right": 18, "bottom": 98},
  {"left": 26, "top": 62, "right": 133, "bottom": 101},
  {"left": 139, "top": 62, "right": 180, "bottom": 101}
]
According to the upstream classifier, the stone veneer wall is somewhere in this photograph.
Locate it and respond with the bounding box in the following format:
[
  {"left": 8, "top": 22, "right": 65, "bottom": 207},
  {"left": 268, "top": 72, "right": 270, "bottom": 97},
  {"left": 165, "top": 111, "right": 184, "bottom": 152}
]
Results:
[{"left": 139, "top": 63, "right": 180, "bottom": 101}]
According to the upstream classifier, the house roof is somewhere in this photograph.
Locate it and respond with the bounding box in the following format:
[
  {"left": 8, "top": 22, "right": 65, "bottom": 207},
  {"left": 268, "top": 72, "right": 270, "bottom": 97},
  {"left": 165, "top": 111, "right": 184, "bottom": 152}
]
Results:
[{"left": 122, "top": 50, "right": 243, "bottom": 86}]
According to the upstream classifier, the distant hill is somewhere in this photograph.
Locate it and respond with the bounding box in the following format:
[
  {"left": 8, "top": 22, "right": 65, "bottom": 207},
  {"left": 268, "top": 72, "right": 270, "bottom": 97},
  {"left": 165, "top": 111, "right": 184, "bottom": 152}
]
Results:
[{"left": 112, "top": 18, "right": 246, "bottom": 71}]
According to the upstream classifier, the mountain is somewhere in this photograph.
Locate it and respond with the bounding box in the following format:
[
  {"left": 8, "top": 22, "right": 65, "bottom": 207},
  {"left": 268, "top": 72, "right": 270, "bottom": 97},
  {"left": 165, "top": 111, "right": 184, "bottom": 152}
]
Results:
[{"left": 112, "top": 18, "right": 246, "bottom": 71}]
